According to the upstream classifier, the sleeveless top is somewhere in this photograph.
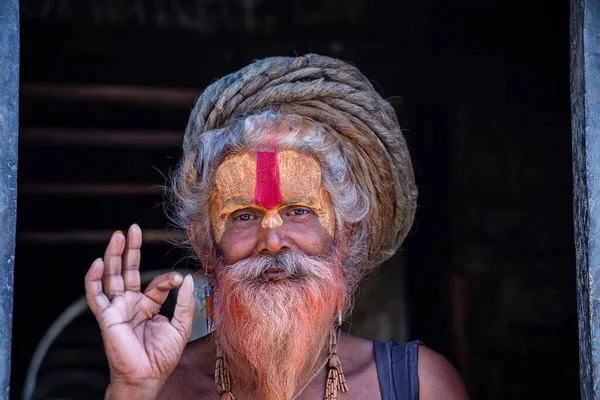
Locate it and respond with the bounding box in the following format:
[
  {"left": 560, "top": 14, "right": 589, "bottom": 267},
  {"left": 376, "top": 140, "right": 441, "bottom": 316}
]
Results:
[{"left": 373, "top": 340, "right": 421, "bottom": 400}]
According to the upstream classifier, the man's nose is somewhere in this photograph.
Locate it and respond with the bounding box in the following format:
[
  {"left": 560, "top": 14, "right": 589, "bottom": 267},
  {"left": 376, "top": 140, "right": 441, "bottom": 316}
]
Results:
[{"left": 258, "top": 225, "right": 291, "bottom": 254}]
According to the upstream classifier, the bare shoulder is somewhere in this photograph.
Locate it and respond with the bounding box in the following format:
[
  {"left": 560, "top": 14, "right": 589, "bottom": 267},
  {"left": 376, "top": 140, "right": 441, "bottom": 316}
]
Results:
[
  {"left": 335, "top": 333, "right": 382, "bottom": 400},
  {"left": 338, "top": 332, "right": 376, "bottom": 369},
  {"left": 158, "top": 335, "right": 218, "bottom": 399},
  {"left": 418, "top": 345, "right": 470, "bottom": 400}
]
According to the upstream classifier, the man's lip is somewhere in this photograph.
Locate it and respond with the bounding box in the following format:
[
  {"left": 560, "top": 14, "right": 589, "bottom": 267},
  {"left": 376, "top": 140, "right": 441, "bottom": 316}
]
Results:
[{"left": 264, "top": 266, "right": 286, "bottom": 280}]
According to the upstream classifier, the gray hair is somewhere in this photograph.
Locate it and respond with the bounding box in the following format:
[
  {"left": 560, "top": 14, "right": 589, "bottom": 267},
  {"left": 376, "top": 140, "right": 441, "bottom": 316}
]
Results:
[{"left": 168, "top": 54, "right": 417, "bottom": 279}]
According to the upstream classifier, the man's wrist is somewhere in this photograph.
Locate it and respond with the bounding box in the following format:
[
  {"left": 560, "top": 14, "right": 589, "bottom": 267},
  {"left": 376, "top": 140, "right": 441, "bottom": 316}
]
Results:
[{"left": 105, "top": 380, "right": 164, "bottom": 400}]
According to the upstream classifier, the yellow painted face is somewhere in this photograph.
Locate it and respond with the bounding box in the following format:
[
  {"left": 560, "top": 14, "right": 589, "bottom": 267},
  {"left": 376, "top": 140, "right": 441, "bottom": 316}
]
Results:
[{"left": 209, "top": 150, "right": 335, "bottom": 243}]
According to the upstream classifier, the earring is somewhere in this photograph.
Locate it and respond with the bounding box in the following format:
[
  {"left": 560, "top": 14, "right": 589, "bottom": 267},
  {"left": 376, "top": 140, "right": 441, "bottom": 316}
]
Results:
[
  {"left": 205, "top": 283, "right": 215, "bottom": 334},
  {"left": 325, "top": 328, "right": 349, "bottom": 400},
  {"left": 215, "top": 340, "right": 235, "bottom": 399}
]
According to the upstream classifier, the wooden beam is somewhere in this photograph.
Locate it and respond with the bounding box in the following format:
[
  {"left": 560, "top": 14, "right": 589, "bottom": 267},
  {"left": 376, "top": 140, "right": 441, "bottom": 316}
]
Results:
[
  {"left": 20, "top": 127, "right": 183, "bottom": 147},
  {"left": 20, "top": 83, "right": 199, "bottom": 107},
  {"left": 18, "top": 229, "right": 185, "bottom": 244},
  {"left": 19, "top": 183, "right": 164, "bottom": 196}
]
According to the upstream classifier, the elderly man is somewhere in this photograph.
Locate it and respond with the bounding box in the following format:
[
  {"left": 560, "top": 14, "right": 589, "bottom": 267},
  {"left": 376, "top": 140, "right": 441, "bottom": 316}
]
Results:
[{"left": 85, "top": 54, "right": 469, "bottom": 400}]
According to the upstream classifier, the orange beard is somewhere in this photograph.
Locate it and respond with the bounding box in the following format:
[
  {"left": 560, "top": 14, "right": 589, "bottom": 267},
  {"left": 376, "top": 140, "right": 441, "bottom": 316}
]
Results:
[{"left": 214, "top": 252, "right": 346, "bottom": 400}]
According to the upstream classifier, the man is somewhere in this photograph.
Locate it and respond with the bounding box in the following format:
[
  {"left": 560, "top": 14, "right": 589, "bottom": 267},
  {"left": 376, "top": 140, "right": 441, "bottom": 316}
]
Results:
[{"left": 85, "top": 54, "right": 469, "bottom": 399}]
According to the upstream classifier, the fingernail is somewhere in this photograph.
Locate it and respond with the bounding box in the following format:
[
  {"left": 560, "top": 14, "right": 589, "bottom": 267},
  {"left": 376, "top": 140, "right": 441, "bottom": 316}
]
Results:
[{"left": 173, "top": 274, "right": 184, "bottom": 284}]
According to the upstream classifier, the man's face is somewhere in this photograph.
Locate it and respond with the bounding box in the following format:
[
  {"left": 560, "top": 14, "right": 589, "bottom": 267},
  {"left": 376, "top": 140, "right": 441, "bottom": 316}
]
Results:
[
  {"left": 208, "top": 150, "right": 344, "bottom": 399},
  {"left": 209, "top": 150, "right": 335, "bottom": 268}
]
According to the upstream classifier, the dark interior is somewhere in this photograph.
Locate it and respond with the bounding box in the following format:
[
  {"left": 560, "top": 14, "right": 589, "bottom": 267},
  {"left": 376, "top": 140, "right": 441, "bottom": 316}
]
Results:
[{"left": 12, "top": 1, "right": 577, "bottom": 399}]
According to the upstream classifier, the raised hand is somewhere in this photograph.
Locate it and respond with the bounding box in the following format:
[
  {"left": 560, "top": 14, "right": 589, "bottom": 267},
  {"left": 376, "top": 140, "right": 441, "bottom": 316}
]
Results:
[{"left": 84, "top": 224, "right": 196, "bottom": 399}]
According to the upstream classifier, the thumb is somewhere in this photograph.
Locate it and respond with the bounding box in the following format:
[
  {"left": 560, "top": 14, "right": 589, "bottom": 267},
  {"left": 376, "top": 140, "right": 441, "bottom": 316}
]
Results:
[{"left": 171, "top": 274, "right": 197, "bottom": 342}]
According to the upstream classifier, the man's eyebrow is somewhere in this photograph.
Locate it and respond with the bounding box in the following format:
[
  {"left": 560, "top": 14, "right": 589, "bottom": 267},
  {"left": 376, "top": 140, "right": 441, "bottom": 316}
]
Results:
[
  {"left": 219, "top": 199, "right": 259, "bottom": 218},
  {"left": 279, "top": 197, "right": 318, "bottom": 206},
  {"left": 221, "top": 198, "right": 255, "bottom": 209}
]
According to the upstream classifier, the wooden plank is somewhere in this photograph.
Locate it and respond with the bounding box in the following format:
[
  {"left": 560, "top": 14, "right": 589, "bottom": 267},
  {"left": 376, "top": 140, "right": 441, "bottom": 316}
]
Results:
[
  {"left": 19, "top": 183, "right": 163, "bottom": 196},
  {"left": 20, "top": 83, "right": 199, "bottom": 107},
  {"left": 571, "top": 0, "right": 600, "bottom": 397},
  {"left": 20, "top": 128, "right": 182, "bottom": 147},
  {"left": 18, "top": 229, "right": 185, "bottom": 244}
]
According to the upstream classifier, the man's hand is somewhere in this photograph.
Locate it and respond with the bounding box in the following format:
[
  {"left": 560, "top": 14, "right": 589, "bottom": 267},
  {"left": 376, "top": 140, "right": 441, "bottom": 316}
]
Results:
[{"left": 84, "top": 224, "right": 196, "bottom": 399}]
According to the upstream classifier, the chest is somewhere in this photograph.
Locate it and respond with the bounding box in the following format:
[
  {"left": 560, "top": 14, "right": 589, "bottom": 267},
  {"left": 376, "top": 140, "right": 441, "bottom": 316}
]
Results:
[
  {"left": 294, "top": 362, "right": 382, "bottom": 400},
  {"left": 160, "top": 362, "right": 382, "bottom": 400}
]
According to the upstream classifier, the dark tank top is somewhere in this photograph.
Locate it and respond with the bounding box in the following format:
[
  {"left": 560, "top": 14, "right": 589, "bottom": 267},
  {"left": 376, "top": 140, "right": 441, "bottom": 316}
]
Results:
[{"left": 373, "top": 340, "right": 421, "bottom": 400}]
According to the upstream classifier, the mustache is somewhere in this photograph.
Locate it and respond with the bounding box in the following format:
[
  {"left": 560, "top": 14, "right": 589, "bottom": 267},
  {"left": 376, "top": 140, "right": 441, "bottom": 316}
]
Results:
[{"left": 218, "top": 251, "right": 334, "bottom": 283}]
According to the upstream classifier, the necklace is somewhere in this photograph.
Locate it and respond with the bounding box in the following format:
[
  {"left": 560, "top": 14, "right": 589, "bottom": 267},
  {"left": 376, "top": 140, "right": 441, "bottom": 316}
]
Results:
[
  {"left": 291, "top": 354, "right": 331, "bottom": 400},
  {"left": 215, "top": 329, "right": 348, "bottom": 399}
]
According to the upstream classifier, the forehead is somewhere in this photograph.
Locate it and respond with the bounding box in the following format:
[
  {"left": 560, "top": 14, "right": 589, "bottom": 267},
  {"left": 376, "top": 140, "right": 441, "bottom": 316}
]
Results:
[{"left": 213, "top": 150, "right": 323, "bottom": 202}]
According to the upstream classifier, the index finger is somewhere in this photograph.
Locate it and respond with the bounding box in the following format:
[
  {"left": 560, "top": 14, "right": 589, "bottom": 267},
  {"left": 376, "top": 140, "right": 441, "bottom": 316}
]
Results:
[{"left": 85, "top": 258, "right": 110, "bottom": 317}]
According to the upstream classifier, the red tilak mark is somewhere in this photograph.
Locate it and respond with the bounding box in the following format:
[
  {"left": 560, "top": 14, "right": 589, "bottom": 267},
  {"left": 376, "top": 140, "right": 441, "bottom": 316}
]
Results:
[{"left": 254, "top": 151, "right": 282, "bottom": 209}]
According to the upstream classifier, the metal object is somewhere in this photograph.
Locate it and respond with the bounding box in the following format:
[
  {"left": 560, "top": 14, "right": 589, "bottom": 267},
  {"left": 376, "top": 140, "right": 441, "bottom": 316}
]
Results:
[
  {"left": 0, "top": 0, "right": 19, "bottom": 398},
  {"left": 571, "top": 0, "right": 600, "bottom": 397}
]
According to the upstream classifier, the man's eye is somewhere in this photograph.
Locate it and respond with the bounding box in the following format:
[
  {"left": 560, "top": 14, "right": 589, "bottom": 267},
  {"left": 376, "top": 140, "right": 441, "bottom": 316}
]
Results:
[
  {"left": 235, "top": 213, "right": 254, "bottom": 221},
  {"left": 290, "top": 208, "right": 310, "bottom": 216}
]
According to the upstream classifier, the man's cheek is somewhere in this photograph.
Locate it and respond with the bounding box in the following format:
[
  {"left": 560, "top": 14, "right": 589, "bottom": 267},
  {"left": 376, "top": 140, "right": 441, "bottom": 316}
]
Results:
[{"left": 220, "top": 234, "right": 255, "bottom": 264}]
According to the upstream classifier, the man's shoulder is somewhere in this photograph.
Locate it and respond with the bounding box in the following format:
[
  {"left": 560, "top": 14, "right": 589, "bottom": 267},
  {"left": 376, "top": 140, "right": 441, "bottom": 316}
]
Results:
[
  {"left": 335, "top": 334, "right": 382, "bottom": 399},
  {"left": 338, "top": 333, "right": 376, "bottom": 372},
  {"left": 159, "top": 336, "right": 217, "bottom": 399},
  {"left": 417, "top": 346, "right": 470, "bottom": 400}
]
